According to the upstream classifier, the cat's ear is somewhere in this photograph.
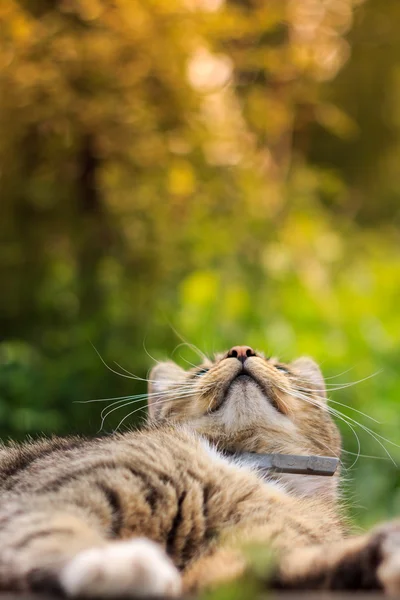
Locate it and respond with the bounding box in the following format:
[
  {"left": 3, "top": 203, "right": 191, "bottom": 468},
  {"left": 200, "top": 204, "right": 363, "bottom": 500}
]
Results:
[
  {"left": 147, "top": 362, "right": 186, "bottom": 419},
  {"left": 290, "top": 357, "right": 326, "bottom": 399}
]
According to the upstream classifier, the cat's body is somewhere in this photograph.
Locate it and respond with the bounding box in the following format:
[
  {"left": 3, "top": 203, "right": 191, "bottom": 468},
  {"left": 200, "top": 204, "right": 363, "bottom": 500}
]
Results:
[{"left": 0, "top": 345, "right": 398, "bottom": 596}]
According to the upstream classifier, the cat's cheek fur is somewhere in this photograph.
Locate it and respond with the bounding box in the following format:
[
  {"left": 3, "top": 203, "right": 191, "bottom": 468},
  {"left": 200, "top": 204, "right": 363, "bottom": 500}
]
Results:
[{"left": 60, "top": 538, "right": 182, "bottom": 598}]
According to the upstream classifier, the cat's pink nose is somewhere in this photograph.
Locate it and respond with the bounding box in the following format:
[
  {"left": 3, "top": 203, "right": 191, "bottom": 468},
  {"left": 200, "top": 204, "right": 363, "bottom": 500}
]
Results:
[{"left": 227, "top": 345, "right": 256, "bottom": 364}]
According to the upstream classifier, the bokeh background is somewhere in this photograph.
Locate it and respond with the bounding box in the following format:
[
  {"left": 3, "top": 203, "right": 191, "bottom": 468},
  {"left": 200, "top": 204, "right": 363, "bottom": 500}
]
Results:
[{"left": 1, "top": 0, "right": 399, "bottom": 527}]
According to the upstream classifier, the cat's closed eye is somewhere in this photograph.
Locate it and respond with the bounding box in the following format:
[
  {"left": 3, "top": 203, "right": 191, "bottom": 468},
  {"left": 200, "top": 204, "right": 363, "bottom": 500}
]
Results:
[
  {"left": 275, "top": 364, "right": 290, "bottom": 374},
  {"left": 195, "top": 367, "right": 209, "bottom": 377}
]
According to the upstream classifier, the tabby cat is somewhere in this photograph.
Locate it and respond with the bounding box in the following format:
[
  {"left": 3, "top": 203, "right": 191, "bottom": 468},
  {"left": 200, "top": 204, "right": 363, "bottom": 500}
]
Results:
[{"left": 0, "top": 345, "right": 399, "bottom": 597}]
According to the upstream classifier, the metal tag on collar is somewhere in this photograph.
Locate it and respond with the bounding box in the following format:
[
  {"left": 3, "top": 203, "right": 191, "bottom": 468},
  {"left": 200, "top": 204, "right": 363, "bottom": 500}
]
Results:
[{"left": 235, "top": 452, "right": 339, "bottom": 476}]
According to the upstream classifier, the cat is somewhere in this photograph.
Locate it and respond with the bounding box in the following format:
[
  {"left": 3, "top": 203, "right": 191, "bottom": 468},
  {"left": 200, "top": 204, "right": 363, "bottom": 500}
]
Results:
[{"left": 0, "top": 344, "right": 398, "bottom": 597}]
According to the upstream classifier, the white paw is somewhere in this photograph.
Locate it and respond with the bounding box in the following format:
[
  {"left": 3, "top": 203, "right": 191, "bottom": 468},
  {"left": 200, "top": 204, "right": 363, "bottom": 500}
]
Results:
[
  {"left": 377, "top": 524, "right": 400, "bottom": 596},
  {"left": 60, "top": 538, "right": 182, "bottom": 598}
]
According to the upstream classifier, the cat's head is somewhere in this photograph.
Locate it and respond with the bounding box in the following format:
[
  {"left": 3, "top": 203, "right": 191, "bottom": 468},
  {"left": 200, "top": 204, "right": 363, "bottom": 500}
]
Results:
[{"left": 148, "top": 346, "right": 341, "bottom": 497}]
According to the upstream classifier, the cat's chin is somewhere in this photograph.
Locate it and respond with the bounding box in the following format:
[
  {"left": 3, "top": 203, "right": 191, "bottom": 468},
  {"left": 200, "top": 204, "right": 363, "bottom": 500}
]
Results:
[
  {"left": 225, "top": 374, "right": 269, "bottom": 407},
  {"left": 231, "top": 373, "right": 258, "bottom": 386},
  {"left": 229, "top": 373, "right": 261, "bottom": 390}
]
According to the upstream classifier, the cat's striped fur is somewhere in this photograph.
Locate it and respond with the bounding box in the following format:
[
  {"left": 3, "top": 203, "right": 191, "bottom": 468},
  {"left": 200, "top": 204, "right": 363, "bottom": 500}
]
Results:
[{"left": 0, "top": 346, "right": 398, "bottom": 597}]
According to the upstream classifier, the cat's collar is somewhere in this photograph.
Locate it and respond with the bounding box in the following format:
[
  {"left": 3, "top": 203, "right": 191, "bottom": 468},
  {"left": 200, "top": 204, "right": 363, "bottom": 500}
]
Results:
[{"left": 230, "top": 452, "right": 339, "bottom": 476}]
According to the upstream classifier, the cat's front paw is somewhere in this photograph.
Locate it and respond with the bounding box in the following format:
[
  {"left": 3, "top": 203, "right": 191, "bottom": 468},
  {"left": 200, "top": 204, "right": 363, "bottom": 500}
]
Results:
[
  {"left": 60, "top": 538, "right": 182, "bottom": 598},
  {"left": 375, "top": 521, "right": 400, "bottom": 596}
]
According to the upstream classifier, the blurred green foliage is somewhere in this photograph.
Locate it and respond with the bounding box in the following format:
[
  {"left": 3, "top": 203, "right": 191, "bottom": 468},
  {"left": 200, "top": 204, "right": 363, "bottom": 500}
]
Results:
[{"left": 0, "top": 0, "right": 399, "bottom": 527}]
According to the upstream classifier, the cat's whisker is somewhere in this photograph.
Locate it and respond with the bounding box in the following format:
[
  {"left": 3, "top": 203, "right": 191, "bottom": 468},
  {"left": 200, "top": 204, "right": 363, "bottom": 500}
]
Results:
[
  {"left": 91, "top": 344, "right": 150, "bottom": 381},
  {"left": 331, "top": 410, "right": 397, "bottom": 467},
  {"left": 206, "top": 392, "right": 219, "bottom": 413},
  {"left": 297, "top": 371, "right": 382, "bottom": 391},
  {"left": 324, "top": 371, "right": 383, "bottom": 388},
  {"left": 326, "top": 398, "right": 381, "bottom": 424},
  {"left": 341, "top": 449, "right": 388, "bottom": 460},
  {"left": 77, "top": 382, "right": 207, "bottom": 405},
  {"left": 280, "top": 386, "right": 360, "bottom": 463},
  {"left": 308, "top": 436, "right": 348, "bottom": 472},
  {"left": 285, "top": 387, "right": 363, "bottom": 469},
  {"left": 322, "top": 368, "right": 355, "bottom": 381},
  {"left": 110, "top": 364, "right": 165, "bottom": 384},
  {"left": 171, "top": 341, "right": 208, "bottom": 363},
  {"left": 280, "top": 377, "right": 381, "bottom": 424},
  {"left": 99, "top": 395, "right": 168, "bottom": 430},
  {"left": 100, "top": 398, "right": 145, "bottom": 426},
  {"left": 114, "top": 389, "right": 204, "bottom": 432},
  {"left": 96, "top": 392, "right": 185, "bottom": 418},
  {"left": 289, "top": 387, "right": 398, "bottom": 467},
  {"left": 100, "top": 396, "right": 148, "bottom": 416},
  {"left": 115, "top": 407, "right": 148, "bottom": 431},
  {"left": 289, "top": 387, "right": 381, "bottom": 425},
  {"left": 91, "top": 344, "right": 185, "bottom": 385},
  {"left": 75, "top": 395, "right": 143, "bottom": 404},
  {"left": 315, "top": 391, "right": 400, "bottom": 453},
  {"left": 113, "top": 400, "right": 166, "bottom": 432},
  {"left": 278, "top": 394, "right": 291, "bottom": 413},
  {"left": 325, "top": 411, "right": 362, "bottom": 469},
  {"left": 97, "top": 389, "right": 196, "bottom": 422},
  {"left": 179, "top": 355, "right": 201, "bottom": 369},
  {"left": 142, "top": 338, "right": 162, "bottom": 367},
  {"left": 99, "top": 386, "right": 216, "bottom": 430},
  {"left": 165, "top": 321, "right": 209, "bottom": 362},
  {"left": 113, "top": 362, "right": 141, "bottom": 378}
]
